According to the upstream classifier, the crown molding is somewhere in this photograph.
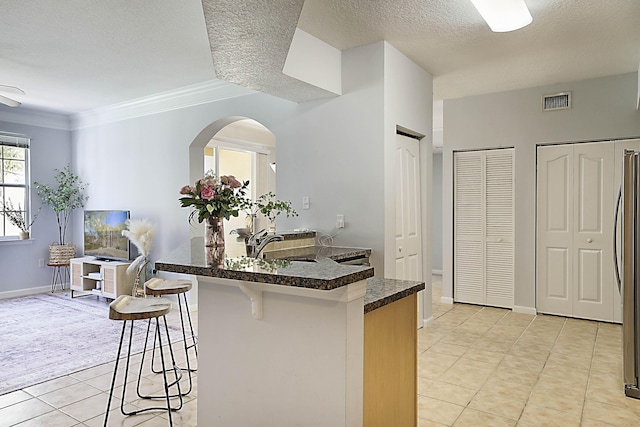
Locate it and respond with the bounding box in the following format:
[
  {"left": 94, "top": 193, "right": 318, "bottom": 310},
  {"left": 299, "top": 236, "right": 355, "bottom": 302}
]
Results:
[
  {"left": 71, "top": 79, "right": 256, "bottom": 130},
  {"left": 0, "top": 106, "right": 72, "bottom": 131}
]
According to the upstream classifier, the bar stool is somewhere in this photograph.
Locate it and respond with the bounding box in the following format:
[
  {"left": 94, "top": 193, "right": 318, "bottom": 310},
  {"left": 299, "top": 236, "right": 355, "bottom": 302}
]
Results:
[
  {"left": 144, "top": 278, "right": 198, "bottom": 395},
  {"left": 104, "top": 295, "right": 183, "bottom": 427}
]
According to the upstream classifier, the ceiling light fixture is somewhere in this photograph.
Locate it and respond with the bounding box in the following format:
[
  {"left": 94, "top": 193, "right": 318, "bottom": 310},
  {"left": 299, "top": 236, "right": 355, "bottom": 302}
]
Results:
[
  {"left": 0, "top": 85, "right": 24, "bottom": 107},
  {"left": 470, "top": 0, "right": 533, "bottom": 32}
]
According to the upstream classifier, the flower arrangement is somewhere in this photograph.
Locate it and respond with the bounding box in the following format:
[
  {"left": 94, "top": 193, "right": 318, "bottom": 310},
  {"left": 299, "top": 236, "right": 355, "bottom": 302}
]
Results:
[
  {"left": 179, "top": 172, "right": 249, "bottom": 223},
  {"left": 1, "top": 199, "right": 39, "bottom": 233}
]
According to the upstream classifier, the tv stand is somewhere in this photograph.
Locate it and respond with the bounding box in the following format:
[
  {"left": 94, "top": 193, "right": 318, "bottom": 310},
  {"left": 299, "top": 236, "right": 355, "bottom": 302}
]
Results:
[{"left": 70, "top": 257, "right": 134, "bottom": 299}]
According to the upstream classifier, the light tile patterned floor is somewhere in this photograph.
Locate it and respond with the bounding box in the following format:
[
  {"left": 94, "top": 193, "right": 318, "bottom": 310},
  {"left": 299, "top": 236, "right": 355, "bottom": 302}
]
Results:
[
  {"left": 419, "top": 275, "right": 637, "bottom": 426},
  {"left": 0, "top": 304, "right": 199, "bottom": 427},
  {"left": 1, "top": 279, "right": 637, "bottom": 426}
]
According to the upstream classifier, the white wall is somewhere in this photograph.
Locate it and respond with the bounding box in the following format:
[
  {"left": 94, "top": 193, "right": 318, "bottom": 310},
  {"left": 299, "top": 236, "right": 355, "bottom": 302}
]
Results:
[
  {"left": 382, "top": 42, "right": 433, "bottom": 282},
  {"left": 73, "top": 93, "right": 296, "bottom": 266},
  {"left": 275, "top": 42, "right": 386, "bottom": 273},
  {"left": 74, "top": 42, "right": 413, "bottom": 277},
  {"left": 1, "top": 41, "right": 434, "bottom": 294},
  {"left": 0, "top": 110, "right": 73, "bottom": 294},
  {"left": 431, "top": 152, "right": 442, "bottom": 273},
  {"left": 443, "top": 72, "right": 640, "bottom": 311}
]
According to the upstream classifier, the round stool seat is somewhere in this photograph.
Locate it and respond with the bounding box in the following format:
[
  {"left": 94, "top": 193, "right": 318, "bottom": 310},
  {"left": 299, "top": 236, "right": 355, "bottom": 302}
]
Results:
[
  {"left": 145, "top": 278, "right": 192, "bottom": 296},
  {"left": 109, "top": 295, "right": 172, "bottom": 321}
]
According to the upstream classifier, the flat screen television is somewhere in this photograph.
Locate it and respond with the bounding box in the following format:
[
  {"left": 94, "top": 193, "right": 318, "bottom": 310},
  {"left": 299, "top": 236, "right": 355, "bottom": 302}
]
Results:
[{"left": 83, "top": 210, "right": 131, "bottom": 261}]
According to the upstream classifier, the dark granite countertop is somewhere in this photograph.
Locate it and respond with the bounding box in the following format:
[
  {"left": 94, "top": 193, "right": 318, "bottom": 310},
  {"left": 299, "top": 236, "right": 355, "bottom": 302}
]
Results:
[
  {"left": 155, "top": 237, "right": 374, "bottom": 291},
  {"left": 364, "top": 278, "right": 425, "bottom": 313},
  {"left": 263, "top": 246, "right": 371, "bottom": 263},
  {"left": 278, "top": 230, "right": 316, "bottom": 240}
]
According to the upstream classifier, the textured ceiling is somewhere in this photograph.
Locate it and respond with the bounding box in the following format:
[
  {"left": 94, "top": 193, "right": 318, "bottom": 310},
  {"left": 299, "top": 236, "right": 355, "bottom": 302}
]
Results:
[
  {"left": 201, "top": 0, "right": 336, "bottom": 103},
  {"left": 0, "top": 0, "right": 216, "bottom": 113},
  {"left": 0, "top": 0, "right": 639, "bottom": 113},
  {"left": 297, "top": 0, "right": 640, "bottom": 100}
]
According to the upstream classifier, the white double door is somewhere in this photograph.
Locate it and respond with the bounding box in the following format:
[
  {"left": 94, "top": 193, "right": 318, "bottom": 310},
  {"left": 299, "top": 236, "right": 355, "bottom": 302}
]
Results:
[
  {"left": 537, "top": 141, "right": 619, "bottom": 322},
  {"left": 453, "top": 148, "right": 514, "bottom": 309}
]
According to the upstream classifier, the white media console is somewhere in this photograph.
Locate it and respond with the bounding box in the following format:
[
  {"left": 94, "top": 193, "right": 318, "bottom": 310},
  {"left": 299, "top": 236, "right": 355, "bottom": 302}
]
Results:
[{"left": 70, "top": 257, "right": 134, "bottom": 299}]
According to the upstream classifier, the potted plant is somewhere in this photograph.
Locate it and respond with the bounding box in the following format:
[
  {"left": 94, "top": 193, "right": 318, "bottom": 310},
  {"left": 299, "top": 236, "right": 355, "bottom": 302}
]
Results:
[
  {"left": 1, "top": 199, "right": 39, "bottom": 239},
  {"left": 34, "top": 165, "right": 88, "bottom": 264},
  {"left": 245, "top": 191, "right": 298, "bottom": 234}
]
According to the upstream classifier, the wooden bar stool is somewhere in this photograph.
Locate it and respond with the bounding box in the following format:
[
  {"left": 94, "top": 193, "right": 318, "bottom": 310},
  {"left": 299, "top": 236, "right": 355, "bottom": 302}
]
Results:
[
  {"left": 103, "top": 295, "right": 183, "bottom": 427},
  {"left": 144, "top": 278, "right": 198, "bottom": 395}
]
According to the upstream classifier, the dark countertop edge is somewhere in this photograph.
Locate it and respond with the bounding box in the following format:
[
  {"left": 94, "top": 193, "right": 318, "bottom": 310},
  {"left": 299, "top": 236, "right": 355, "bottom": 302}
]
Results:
[
  {"left": 155, "top": 261, "right": 375, "bottom": 291},
  {"left": 264, "top": 246, "right": 371, "bottom": 262},
  {"left": 280, "top": 231, "right": 316, "bottom": 240},
  {"left": 364, "top": 279, "right": 425, "bottom": 314}
]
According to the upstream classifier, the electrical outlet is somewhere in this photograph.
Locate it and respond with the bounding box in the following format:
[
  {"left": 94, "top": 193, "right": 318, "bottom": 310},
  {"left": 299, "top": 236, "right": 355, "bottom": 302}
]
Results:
[
  {"left": 302, "top": 196, "right": 310, "bottom": 210},
  {"left": 38, "top": 259, "right": 45, "bottom": 268},
  {"left": 337, "top": 214, "right": 345, "bottom": 229}
]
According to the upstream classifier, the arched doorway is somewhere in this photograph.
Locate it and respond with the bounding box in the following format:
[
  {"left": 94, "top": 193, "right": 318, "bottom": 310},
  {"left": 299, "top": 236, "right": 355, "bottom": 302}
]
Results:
[{"left": 189, "top": 116, "right": 276, "bottom": 257}]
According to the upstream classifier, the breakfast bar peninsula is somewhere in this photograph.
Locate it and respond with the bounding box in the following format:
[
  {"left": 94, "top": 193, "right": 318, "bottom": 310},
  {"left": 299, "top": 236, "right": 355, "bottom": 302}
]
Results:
[{"left": 156, "top": 238, "right": 423, "bottom": 427}]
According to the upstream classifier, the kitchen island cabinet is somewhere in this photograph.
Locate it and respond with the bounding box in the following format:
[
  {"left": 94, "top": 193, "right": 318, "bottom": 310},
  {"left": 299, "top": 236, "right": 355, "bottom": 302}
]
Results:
[{"left": 156, "top": 238, "right": 423, "bottom": 427}]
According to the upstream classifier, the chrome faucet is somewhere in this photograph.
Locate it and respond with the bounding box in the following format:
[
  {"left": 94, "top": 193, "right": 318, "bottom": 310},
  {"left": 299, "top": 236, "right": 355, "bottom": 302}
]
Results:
[
  {"left": 246, "top": 229, "right": 284, "bottom": 258},
  {"left": 254, "top": 234, "right": 284, "bottom": 259}
]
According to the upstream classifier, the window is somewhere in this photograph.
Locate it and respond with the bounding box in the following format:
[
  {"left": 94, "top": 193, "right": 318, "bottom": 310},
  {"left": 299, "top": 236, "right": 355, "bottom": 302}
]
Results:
[{"left": 0, "top": 132, "right": 31, "bottom": 239}]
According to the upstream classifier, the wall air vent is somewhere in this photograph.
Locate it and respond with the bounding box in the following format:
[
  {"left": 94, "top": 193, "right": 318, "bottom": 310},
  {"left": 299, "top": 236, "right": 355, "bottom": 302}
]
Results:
[{"left": 542, "top": 92, "right": 571, "bottom": 111}]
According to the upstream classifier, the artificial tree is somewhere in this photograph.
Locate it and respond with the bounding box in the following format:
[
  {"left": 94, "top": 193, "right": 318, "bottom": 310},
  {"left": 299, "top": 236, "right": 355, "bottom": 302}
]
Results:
[{"left": 34, "top": 165, "right": 88, "bottom": 261}]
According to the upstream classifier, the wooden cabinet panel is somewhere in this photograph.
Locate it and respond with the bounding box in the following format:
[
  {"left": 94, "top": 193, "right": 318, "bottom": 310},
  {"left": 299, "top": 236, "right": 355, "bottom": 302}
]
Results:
[{"left": 363, "top": 294, "right": 417, "bottom": 427}]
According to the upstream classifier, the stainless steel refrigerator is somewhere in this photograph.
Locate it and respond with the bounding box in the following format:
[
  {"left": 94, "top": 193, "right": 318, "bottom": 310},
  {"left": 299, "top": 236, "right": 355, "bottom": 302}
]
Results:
[{"left": 615, "top": 149, "right": 640, "bottom": 398}]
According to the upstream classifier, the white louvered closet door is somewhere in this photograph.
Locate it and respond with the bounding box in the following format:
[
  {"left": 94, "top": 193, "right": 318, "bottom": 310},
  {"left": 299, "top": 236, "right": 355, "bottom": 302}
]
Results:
[{"left": 454, "top": 149, "right": 514, "bottom": 308}]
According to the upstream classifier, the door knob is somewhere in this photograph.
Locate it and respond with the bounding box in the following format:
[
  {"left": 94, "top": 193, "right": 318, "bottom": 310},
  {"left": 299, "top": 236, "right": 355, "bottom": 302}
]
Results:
[
  {"left": 398, "top": 247, "right": 403, "bottom": 253},
  {"left": 587, "top": 238, "right": 593, "bottom": 243}
]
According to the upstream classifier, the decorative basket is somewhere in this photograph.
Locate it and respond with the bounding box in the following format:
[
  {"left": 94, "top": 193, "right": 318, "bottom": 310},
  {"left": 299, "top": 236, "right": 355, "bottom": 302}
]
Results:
[{"left": 49, "top": 244, "right": 76, "bottom": 265}]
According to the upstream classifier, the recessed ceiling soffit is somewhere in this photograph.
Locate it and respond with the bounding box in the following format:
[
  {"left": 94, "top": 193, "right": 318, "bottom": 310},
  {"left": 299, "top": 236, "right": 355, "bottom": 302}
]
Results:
[{"left": 201, "top": 0, "right": 336, "bottom": 103}]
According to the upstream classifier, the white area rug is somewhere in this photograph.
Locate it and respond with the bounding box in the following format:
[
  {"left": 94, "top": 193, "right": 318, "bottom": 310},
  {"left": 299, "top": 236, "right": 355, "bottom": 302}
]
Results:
[{"left": 0, "top": 292, "right": 183, "bottom": 396}]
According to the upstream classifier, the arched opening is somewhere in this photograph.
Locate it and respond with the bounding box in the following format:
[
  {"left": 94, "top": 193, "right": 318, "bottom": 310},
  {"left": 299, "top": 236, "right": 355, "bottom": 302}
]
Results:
[{"left": 189, "top": 116, "right": 276, "bottom": 257}]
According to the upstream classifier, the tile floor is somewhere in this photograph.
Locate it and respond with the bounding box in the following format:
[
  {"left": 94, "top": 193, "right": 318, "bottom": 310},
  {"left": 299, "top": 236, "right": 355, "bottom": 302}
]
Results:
[
  {"left": 419, "top": 276, "right": 637, "bottom": 426},
  {"left": 0, "top": 278, "right": 637, "bottom": 426}
]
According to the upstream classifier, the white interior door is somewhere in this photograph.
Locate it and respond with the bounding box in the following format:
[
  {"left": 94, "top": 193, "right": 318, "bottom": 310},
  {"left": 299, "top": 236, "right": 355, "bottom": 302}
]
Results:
[
  {"left": 537, "top": 141, "right": 616, "bottom": 322},
  {"left": 454, "top": 149, "right": 514, "bottom": 308},
  {"left": 395, "top": 134, "right": 422, "bottom": 282},
  {"left": 572, "top": 142, "right": 614, "bottom": 321},
  {"left": 453, "top": 151, "right": 484, "bottom": 304},
  {"left": 484, "top": 150, "right": 514, "bottom": 308},
  {"left": 537, "top": 144, "right": 574, "bottom": 316},
  {"left": 395, "top": 134, "right": 423, "bottom": 327}
]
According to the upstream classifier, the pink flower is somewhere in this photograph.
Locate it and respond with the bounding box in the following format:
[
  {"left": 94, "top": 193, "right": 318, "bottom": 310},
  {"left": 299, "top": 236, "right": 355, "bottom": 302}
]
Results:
[
  {"left": 199, "top": 176, "right": 216, "bottom": 188},
  {"left": 229, "top": 176, "right": 242, "bottom": 188},
  {"left": 200, "top": 186, "right": 215, "bottom": 200},
  {"left": 179, "top": 185, "right": 193, "bottom": 195}
]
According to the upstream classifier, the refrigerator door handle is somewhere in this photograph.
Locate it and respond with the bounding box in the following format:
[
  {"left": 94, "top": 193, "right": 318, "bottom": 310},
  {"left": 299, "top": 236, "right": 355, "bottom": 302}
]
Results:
[{"left": 615, "top": 184, "right": 622, "bottom": 295}]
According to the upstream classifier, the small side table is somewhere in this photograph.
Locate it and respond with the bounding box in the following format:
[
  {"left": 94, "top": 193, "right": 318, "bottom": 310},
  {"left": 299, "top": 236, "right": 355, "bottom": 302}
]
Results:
[{"left": 48, "top": 263, "right": 70, "bottom": 293}]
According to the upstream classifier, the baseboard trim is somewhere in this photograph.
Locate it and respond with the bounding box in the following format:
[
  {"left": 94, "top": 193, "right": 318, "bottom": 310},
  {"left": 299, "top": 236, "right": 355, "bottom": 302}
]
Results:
[
  {"left": 513, "top": 305, "right": 537, "bottom": 315},
  {"left": 0, "top": 285, "right": 51, "bottom": 300},
  {"left": 440, "top": 296, "right": 454, "bottom": 305},
  {"left": 431, "top": 269, "right": 443, "bottom": 276},
  {"left": 423, "top": 316, "right": 434, "bottom": 327}
]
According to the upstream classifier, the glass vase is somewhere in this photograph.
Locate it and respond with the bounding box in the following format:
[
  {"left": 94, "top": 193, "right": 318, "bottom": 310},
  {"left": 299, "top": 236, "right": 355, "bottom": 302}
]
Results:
[{"left": 205, "top": 216, "right": 225, "bottom": 267}]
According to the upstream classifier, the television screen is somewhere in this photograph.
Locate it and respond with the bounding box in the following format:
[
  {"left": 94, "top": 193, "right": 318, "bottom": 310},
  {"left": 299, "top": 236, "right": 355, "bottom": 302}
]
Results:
[{"left": 83, "top": 210, "right": 131, "bottom": 261}]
